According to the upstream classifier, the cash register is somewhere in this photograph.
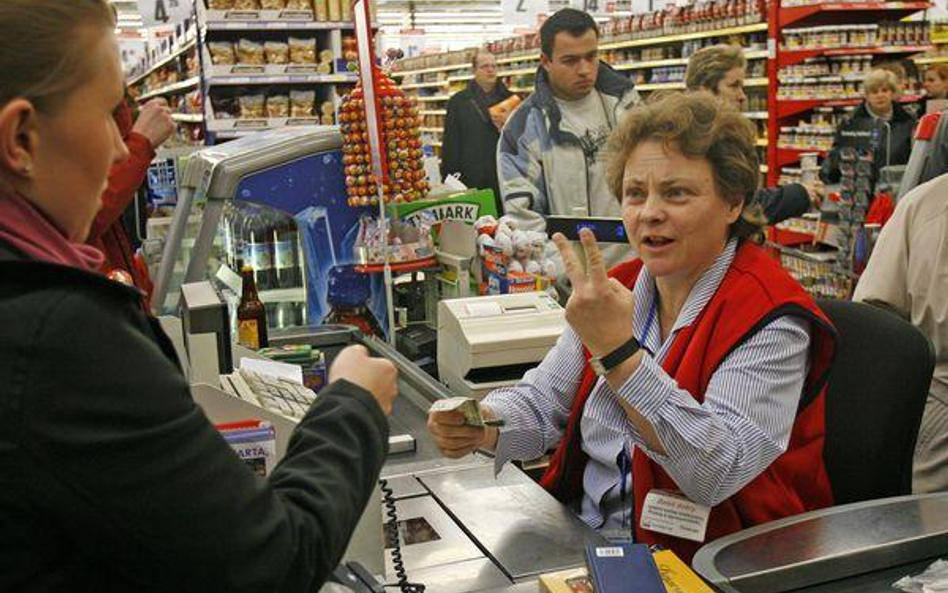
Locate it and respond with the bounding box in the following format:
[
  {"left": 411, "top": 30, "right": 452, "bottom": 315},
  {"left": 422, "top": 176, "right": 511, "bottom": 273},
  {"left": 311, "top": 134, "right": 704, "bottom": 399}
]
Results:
[{"left": 437, "top": 292, "right": 566, "bottom": 399}]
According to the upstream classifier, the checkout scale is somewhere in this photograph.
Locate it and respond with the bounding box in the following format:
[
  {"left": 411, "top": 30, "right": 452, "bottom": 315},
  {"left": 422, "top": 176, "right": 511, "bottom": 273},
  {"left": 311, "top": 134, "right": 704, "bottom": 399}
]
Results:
[{"left": 153, "top": 127, "right": 948, "bottom": 592}]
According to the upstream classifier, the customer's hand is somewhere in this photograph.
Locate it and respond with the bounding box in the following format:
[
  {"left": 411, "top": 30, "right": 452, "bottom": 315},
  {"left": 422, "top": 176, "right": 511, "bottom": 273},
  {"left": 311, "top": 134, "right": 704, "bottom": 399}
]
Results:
[
  {"left": 133, "top": 98, "right": 176, "bottom": 149},
  {"left": 553, "top": 228, "right": 636, "bottom": 358},
  {"left": 428, "top": 404, "right": 498, "bottom": 458},
  {"left": 490, "top": 108, "right": 508, "bottom": 131},
  {"left": 329, "top": 345, "right": 398, "bottom": 415},
  {"left": 807, "top": 182, "right": 824, "bottom": 209}
]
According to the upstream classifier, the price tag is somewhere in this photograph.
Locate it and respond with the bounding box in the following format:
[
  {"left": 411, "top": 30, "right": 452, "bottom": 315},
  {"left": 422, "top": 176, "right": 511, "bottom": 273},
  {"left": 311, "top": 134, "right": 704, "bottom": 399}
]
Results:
[{"left": 639, "top": 490, "right": 711, "bottom": 543}]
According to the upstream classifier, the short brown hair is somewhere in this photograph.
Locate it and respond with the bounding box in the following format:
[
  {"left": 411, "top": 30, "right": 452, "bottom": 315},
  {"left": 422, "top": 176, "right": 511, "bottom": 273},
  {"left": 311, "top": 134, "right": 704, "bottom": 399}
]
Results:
[
  {"left": 929, "top": 63, "right": 948, "bottom": 82},
  {"left": 607, "top": 91, "right": 765, "bottom": 242},
  {"left": 685, "top": 44, "right": 747, "bottom": 94},
  {"left": 0, "top": 0, "right": 115, "bottom": 113}
]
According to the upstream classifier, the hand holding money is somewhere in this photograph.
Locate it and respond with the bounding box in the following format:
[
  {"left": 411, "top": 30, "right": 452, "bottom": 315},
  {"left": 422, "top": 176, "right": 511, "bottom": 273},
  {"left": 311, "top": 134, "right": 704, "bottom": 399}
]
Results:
[{"left": 427, "top": 397, "right": 501, "bottom": 459}]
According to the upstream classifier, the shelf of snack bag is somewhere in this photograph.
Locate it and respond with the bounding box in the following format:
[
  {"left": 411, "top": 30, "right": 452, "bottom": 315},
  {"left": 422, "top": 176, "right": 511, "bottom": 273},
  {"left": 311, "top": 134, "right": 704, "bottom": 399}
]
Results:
[
  {"left": 766, "top": 0, "right": 932, "bottom": 185},
  {"left": 912, "top": 18, "right": 948, "bottom": 66},
  {"left": 195, "top": 0, "right": 371, "bottom": 142}
]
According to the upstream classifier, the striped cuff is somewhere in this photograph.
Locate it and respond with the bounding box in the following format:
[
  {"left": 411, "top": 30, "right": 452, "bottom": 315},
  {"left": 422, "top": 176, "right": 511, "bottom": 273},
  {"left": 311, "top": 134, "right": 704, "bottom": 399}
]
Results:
[
  {"left": 614, "top": 354, "right": 676, "bottom": 459},
  {"left": 482, "top": 396, "right": 548, "bottom": 477}
]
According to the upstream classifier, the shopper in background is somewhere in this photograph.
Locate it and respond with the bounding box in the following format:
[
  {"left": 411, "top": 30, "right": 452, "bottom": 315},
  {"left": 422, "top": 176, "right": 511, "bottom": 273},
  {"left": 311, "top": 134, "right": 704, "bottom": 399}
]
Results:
[
  {"left": 441, "top": 48, "right": 513, "bottom": 211},
  {"left": 853, "top": 172, "right": 948, "bottom": 494},
  {"left": 432, "top": 92, "right": 836, "bottom": 561},
  {"left": 86, "top": 96, "right": 175, "bottom": 301},
  {"left": 0, "top": 1, "right": 397, "bottom": 591},
  {"left": 685, "top": 44, "right": 818, "bottom": 224},
  {"left": 820, "top": 69, "right": 917, "bottom": 184},
  {"left": 498, "top": 8, "right": 641, "bottom": 273},
  {"left": 923, "top": 64, "right": 948, "bottom": 100}
]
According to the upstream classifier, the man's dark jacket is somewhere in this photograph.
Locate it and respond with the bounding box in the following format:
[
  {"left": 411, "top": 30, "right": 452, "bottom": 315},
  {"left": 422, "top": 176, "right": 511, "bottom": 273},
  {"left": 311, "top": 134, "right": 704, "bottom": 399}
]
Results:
[
  {"left": 820, "top": 101, "right": 917, "bottom": 184},
  {"left": 441, "top": 80, "right": 513, "bottom": 209},
  {"left": 0, "top": 242, "right": 388, "bottom": 593}
]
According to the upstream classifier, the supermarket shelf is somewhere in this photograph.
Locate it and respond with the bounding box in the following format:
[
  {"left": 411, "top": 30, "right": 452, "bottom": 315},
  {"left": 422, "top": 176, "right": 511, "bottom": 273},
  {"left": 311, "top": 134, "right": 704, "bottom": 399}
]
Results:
[
  {"left": 637, "top": 81, "right": 686, "bottom": 91},
  {"left": 637, "top": 76, "right": 767, "bottom": 92},
  {"left": 760, "top": 165, "right": 769, "bottom": 173},
  {"left": 207, "top": 116, "right": 326, "bottom": 137},
  {"left": 138, "top": 76, "right": 201, "bottom": 101},
  {"left": 778, "top": 44, "right": 932, "bottom": 68},
  {"left": 776, "top": 94, "right": 923, "bottom": 118},
  {"left": 779, "top": 2, "right": 932, "bottom": 28},
  {"left": 206, "top": 73, "right": 358, "bottom": 85},
  {"left": 172, "top": 113, "right": 205, "bottom": 123},
  {"left": 392, "top": 63, "right": 470, "bottom": 78},
  {"left": 260, "top": 287, "right": 306, "bottom": 302},
  {"left": 508, "top": 86, "right": 534, "bottom": 93},
  {"left": 447, "top": 74, "right": 474, "bottom": 82},
  {"left": 744, "top": 111, "right": 769, "bottom": 119},
  {"left": 128, "top": 37, "right": 197, "bottom": 86},
  {"left": 756, "top": 138, "right": 769, "bottom": 147},
  {"left": 401, "top": 80, "right": 449, "bottom": 90},
  {"left": 420, "top": 110, "right": 447, "bottom": 116},
  {"left": 429, "top": 141, "right": 443, "bottom": 147},
  {"left": 914, "top": 55, "right": 948, "bottom": 65},
  {"left": 776, "top": 146, "right": 829, "bottom": 167},
  {"left": 600, "top": 22, "right": 768, "bottom": 51},
  {"left": 497, "top": 54, "right": 538, "bottom": 65},
  {"left": 614, "top": 49, "right": 768, "bottom": 72},
  {"left": 203, "top": 12, "right": 361, "bottom": 30},
  {"left": 419, "top": 127, "right": 443, "bottom": 133},
  {"left": 417, "top": 95, "right": 451, "bottom": 102},
  {"left": 498, "top": 66, "right": 536, "bottom": 77}
]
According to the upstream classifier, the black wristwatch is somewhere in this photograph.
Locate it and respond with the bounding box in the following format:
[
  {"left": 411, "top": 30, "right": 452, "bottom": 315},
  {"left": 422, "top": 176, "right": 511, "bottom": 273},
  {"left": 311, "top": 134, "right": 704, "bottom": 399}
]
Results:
[{"left": 589, "top": 336, "right": 641, "bottom": 376}]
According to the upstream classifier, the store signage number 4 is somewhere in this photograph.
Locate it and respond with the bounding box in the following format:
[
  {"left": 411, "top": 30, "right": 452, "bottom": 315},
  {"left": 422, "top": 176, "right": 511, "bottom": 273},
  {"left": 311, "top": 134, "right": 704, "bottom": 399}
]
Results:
[
  {"left": 153, "top": 0, "right": 179, "bottom": 23},
  {"left": 138, "top": 0, "right": 191, "bottom": 27}
]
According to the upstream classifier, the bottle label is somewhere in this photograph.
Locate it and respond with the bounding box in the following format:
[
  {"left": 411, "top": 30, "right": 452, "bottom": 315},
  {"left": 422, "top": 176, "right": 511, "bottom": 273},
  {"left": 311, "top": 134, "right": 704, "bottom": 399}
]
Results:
[
  {"left": 249, "top": 243, "right": 273, "bottom": 271},
  {"left": 274, "top": 240, "right": 297, "bottom": 269},
  {"left": 238, "top": 319, "right": 260, "bottom": 350}
]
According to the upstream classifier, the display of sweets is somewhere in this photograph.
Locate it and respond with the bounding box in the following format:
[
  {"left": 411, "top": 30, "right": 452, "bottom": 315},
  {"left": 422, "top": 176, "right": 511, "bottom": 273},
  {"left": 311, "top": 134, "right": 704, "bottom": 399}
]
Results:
[{"left": 339, "top": 69, "right": 429, "bottom": 207}]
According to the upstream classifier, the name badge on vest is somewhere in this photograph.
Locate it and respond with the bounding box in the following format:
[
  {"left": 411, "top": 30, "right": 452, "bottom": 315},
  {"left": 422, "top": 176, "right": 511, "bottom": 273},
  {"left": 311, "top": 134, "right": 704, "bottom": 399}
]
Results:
[{"left": 639, "top": 490, "right": 711, "bottom": 542}]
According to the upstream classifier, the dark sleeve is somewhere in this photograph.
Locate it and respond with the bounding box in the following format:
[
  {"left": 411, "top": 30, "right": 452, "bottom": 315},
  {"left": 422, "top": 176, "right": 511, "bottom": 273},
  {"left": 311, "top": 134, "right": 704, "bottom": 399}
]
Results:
[
  {"left": 756, "top": 183, "right": 810, "bottom": 225},
  {"left": 820, "top": 123, "right": 846, "bottom": 184},
  {"left": 20, "top": 292, "right": 388, "bottom": 593},
  {"left": 441, "top": 94, "right": 463, "bottom": 178}
]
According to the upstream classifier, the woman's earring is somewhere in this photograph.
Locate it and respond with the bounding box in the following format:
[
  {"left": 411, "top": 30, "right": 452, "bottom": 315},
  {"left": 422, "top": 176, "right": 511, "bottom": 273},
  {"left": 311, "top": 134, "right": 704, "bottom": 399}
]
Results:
[{"left": 21, "top": 164, "right": 31, "bottom": 177}]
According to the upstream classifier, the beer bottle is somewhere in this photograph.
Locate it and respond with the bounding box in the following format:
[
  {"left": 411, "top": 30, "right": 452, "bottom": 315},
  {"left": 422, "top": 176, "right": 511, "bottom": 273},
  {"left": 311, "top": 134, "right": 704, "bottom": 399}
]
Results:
[{"left": 237, "top": 265, "right": 269, "bottom": 350}]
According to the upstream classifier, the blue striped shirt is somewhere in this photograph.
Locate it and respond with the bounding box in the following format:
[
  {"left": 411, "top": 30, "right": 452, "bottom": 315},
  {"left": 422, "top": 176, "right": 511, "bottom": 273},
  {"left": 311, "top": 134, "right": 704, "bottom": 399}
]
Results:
[{"left": 483, "top": 239, "right": 811, "bottom": 531}]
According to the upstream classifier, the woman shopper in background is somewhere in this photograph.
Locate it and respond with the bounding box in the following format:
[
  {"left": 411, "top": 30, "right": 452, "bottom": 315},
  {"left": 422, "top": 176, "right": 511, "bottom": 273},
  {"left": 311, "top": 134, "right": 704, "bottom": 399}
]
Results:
[
  {"left": 429, "top": 92, "right": 837, "bottom": 561},
  {"left": 820, "top": 68, "right": 917, "bottom": 184},
  {"left": 0, "top": 1, "right": 397, "bottom": 591},
  {"left": 685, "top": 44, "right": 820, "bottom": 224}
]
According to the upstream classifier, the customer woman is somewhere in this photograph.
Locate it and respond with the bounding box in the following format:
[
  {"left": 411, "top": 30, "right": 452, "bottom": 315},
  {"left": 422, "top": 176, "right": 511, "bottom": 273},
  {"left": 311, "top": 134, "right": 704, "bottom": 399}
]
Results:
[
  {"left": 685, "top": 44, "right": 817, "bottom": 223},
  {"left": 923, "top": 63, "right": 948, "bottom": 100},
  {"left": 429, "top": 92, "right": 837, "bottom": 561},
  {"left": 0, "top": 1, "right": 397, "bottom": 591},
  {"left": 820, "top": 68, "right": 917, "bottom": 184}
]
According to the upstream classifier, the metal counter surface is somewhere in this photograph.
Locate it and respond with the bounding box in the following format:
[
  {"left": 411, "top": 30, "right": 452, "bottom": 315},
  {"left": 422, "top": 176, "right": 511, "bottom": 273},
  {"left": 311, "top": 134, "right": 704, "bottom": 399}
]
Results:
[
  {"left": 694, "top": 493, "right": 948, "bottom": 593},
  {"left": 419, "top": 464, "right": 607, "bottom": 581}
]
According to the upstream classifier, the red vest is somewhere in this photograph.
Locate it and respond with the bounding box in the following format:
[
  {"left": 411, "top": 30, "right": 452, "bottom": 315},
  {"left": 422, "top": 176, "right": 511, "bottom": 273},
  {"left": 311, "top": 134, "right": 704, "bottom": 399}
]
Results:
[{"left": 539, "top": 242, "right": 836, "bottom": 562}]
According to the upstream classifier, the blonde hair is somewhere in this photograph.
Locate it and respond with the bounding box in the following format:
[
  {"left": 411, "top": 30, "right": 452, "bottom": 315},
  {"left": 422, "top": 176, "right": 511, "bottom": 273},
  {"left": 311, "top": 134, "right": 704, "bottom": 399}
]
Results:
[
  {"left": 0, "top": 0, "right": 115, "bottom": 113},
  {"left": 685, "top": 44, "right": 747, "bottom": 94},
  {"left": 863, "top": 69, "right": 900, "bottom": 96},
  {"left": 607, "top": 91, "right": 765, "bottom": 242}
]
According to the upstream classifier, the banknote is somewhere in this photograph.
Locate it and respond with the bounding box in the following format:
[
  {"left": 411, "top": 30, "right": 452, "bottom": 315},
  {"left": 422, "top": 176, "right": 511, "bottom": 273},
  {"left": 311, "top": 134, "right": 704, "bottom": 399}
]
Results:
[{"left": 429, "top": 397, "right": 504, "bottom": 427}]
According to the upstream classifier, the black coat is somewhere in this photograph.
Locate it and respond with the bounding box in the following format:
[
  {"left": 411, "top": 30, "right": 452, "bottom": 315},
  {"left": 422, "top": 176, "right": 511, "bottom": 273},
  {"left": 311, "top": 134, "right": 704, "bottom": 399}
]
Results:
[
  {"left": 820, "top": 101, "right": 917, "bottom": 184},
  {"left": 0, "top": 243, "right": 388, "bottom": 593},
  {"left": 441, "top": 81, "right": 513, "bottom": 210},
  {"left": 757, "top": 183, "right": 811, "bottom": 225}
]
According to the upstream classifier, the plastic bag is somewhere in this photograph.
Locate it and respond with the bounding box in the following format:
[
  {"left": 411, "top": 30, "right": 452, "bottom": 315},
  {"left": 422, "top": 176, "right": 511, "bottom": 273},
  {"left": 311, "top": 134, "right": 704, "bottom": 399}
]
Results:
[
  {"left": 288, "top": 37, "right": 317, "bottom": 64},
  {"left": 236, "top": 39, "right": 266, "bottom": 65},
  {"left": 893, "top": 559, "right": 948, "bottom": 593}
]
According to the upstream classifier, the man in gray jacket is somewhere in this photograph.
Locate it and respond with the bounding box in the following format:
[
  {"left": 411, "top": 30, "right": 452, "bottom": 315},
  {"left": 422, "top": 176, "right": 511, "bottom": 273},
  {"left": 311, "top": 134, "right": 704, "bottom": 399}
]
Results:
[{"left": 497, "top": 8, "right": 640, "bottom": 272}]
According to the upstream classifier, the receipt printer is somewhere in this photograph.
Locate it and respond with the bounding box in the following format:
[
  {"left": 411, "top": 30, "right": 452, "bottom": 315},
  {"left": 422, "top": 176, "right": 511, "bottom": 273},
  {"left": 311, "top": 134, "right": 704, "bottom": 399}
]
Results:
[{"left": 437, "top": 292, "right": 566, "bottom": 399}]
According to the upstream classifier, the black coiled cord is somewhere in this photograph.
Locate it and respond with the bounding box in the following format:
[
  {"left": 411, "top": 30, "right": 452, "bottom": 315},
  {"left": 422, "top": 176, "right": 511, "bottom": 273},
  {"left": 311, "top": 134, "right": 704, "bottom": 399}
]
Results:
[{"left": 379, "top": 479, "right": 425, "bottom": 593}]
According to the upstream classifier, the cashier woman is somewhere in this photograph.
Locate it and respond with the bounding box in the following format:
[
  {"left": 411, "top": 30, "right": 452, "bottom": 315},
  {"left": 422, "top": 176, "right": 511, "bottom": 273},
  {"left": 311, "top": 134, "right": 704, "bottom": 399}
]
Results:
[
  {"left": 429, "top": 91, "right": 839, "bottom": 561},
  {"left": 0, "top": 1, "right": 397, "bottom": 591}
]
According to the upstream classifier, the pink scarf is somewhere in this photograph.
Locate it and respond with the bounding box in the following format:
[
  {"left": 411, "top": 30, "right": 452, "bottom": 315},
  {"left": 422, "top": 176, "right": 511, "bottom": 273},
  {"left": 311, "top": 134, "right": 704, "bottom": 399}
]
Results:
[{"left": 0, "top": 189, "right": 104, "bottom": 272}]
